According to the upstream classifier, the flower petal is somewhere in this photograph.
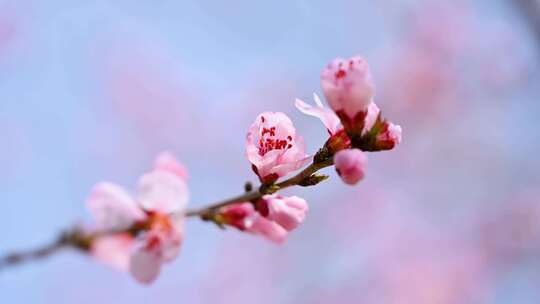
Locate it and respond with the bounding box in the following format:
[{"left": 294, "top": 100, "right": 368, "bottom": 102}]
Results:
[
  {"left": 265, "top": 195, "right": 308, "bottom": 231},
  {"left": 245, "top": 214, "right": 288, "bottom": 244},
  {"left": 154, "top": 151, "right": 189, "bottom": 180},
  {"left": 137, "top": 171, "right": 189, "bottom": 214},
  {"left": 159, "top": 218, "right": 184, "bottom": 263},
  {"left": 363, "top": 102, "right": 380, "bottom": 135},
  {"left": 129, "top": 245, "right": 162, "bottom": 284},
  {"left": 295, "top": 95, "right": 341, "bottom": 135},
  {"left": 86, "top": 182, "right": 145, "bottom": 230},
  {"left": 91, "top": 234, "right": 133, "bottom": 271}
]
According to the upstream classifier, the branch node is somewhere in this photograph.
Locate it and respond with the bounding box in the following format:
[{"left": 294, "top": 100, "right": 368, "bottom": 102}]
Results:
[{"left": 298, "top": 173, "right": 329, "bottom": 187}]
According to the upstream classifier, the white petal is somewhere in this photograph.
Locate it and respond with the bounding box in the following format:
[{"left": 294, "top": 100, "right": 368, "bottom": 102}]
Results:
[
  {"left": 91, "top": 234, "right": 133, "bottom": 271},
  {"left": 154, "top": 151, "right": 189, "bottom": 180},
  {"left": 129, "top": 244, "right": 162, "bottom": 284},
  {"left": 87, "top": 182, "right": 145, "bottom": 230},
  {"left": 295, "top": 98, "right": 341, "bottom": 135},
  {"left": 137, "top": 171, "right": 189, "bottom": 213},
  {"left": 313, "top": 93, "right": 324, "bottom": 107}
]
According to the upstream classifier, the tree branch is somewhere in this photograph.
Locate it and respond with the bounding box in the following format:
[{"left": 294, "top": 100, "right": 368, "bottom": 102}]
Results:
[
  {"left": 0, "top": 153, "right": 335, "bottom": 271},
  {"left": 184, "top": 156, "right": 334, "bottom": 217}
]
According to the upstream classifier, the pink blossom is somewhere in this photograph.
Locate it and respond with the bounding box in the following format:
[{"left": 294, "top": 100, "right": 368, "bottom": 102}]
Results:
[
  {"left": 86, "top": 152, "right": 189, "bottom": 284},
  {"left": 295, "top": 94, "right": 341, "bottom": 135},
  {"left": 220, "top": 203, "right": 288, "bottom": 244},
  {"left": 334, "top": 149, "right": 368, "bottom": 185},
  {"left": 321, "top": 55, "right": 375, "bottom": 120},
  {"left": 258, "top": 195, "right": 308, "bottom": 231},
  {"left": 246, "top": 112, "right": 309, "bottom": 184}
]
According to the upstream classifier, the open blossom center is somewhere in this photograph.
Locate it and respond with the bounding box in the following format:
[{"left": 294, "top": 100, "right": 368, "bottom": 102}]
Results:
[{"left": 257, "top": 118, "right": 293, "bottom": 156}]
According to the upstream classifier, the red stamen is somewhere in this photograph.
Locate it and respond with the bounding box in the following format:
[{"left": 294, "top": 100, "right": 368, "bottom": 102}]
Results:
[{"left": 335, "top": 69, "right": 347, "bottom": 79}]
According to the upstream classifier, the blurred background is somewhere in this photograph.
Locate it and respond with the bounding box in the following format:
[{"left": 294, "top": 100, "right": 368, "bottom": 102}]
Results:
[{"left": 1, "top": 0, "right": 539, "bottom": 303}]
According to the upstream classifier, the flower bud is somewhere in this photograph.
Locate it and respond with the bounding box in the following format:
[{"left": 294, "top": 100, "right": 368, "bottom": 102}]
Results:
[
  {"left": 325, "top": 129, "right": 351, "bottom": 154},
  {"left": 219, "top": 203, "right": 254, "bottom": 230},
  {"left": 220, "top": 203, "right": 288, "bottom": 244},
  {"left": 334, "top": 149, "right": 368, "bottom": 185},
  {"left": 374, "top": 122, "right": 402, "bottom": 151},
  {"left": 257, "top": 195, "right": 308, "bottom": 231},
  {"left": 321, "top": 55, "right": 375, "bottom": 132}
]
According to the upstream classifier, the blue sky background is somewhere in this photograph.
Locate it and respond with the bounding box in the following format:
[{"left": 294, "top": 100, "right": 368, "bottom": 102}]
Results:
[{"left": 1, "top": 0, "right": 539, "bottom": 303}]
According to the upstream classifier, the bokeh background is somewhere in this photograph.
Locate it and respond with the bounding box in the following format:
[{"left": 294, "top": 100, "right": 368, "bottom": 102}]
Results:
[{"left": 1, "top": 0, "right": 539, "bottom": 303}]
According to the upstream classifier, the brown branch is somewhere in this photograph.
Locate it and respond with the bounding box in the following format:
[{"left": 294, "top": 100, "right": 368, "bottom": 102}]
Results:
[
  {"left": 0, "top": 240, "right": 67, "bottom": 270},
  {"left": 0, "top": 152, "right": 335, "bottom": 271},
  {"left": 184, "top": 156, "right": 333, "bottom": 217}
]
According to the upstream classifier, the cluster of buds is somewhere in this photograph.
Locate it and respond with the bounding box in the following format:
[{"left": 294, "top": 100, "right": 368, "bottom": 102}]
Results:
[
  {"left": 297, "top": 55, "right": 401, "bottom": 185},
  {"left": 81, "top": 55, "right": 400, "bottom": 284}
]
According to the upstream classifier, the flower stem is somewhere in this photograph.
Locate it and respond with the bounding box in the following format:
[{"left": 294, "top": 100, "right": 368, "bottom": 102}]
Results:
[{"left": 184, "top": 157, "right": 334, "bottom": 217}]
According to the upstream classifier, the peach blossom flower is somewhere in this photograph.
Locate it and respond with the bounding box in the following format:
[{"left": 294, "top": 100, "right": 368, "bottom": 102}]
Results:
[
  {"left": 86, "top": 152, "right": 189, "bottom": 284},
  {"left": 246, "top": 112, "right": 309, "bottom": 184}
]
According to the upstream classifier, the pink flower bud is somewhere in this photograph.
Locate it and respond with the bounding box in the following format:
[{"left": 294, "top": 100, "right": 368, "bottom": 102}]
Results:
[
  {"left": 220, "top": 203, "right": 288, "bottom": 244},
  {"left": 375, "top": 122, "right": 402, "bottom": 150},
  {"left": 334, "top": 149, "right": 368, "bottom": 185},
  {"left": 219, "top": 203, "right": 255, "bottom": 230},
  {"left": 259, "top": 195, "right": 308, "bottom": 231},
  {"left": 246, "top": 112, "right": 309, "bottom": 184},
  {"left": 321, "top": 55, "right": 375, "bottom": 122}
]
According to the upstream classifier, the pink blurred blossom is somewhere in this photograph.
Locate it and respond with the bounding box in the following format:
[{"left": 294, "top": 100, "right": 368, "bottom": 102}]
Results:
[
  {"left": 87, "top": 152, "right": 189, "bottom": 284},
  {"left": 246, "top": 112, "right": 309, "bottom": 184},
  {"left": 334, "top": 149, "right": 368, "bottom": 185},
  {"left": 90, "top": 234, "right": 133, "bottom": 271}
]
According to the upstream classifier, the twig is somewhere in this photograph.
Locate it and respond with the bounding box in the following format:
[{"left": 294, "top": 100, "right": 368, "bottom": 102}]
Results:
[
  {"left": 0, "top": 236, "right": 70, "bottom": 271},
  {"left": 0, "top": 154, "right": 335, "bottom": 271},
  {"left": 184, "top": 157, "right": 333, "bottom": 217}
]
